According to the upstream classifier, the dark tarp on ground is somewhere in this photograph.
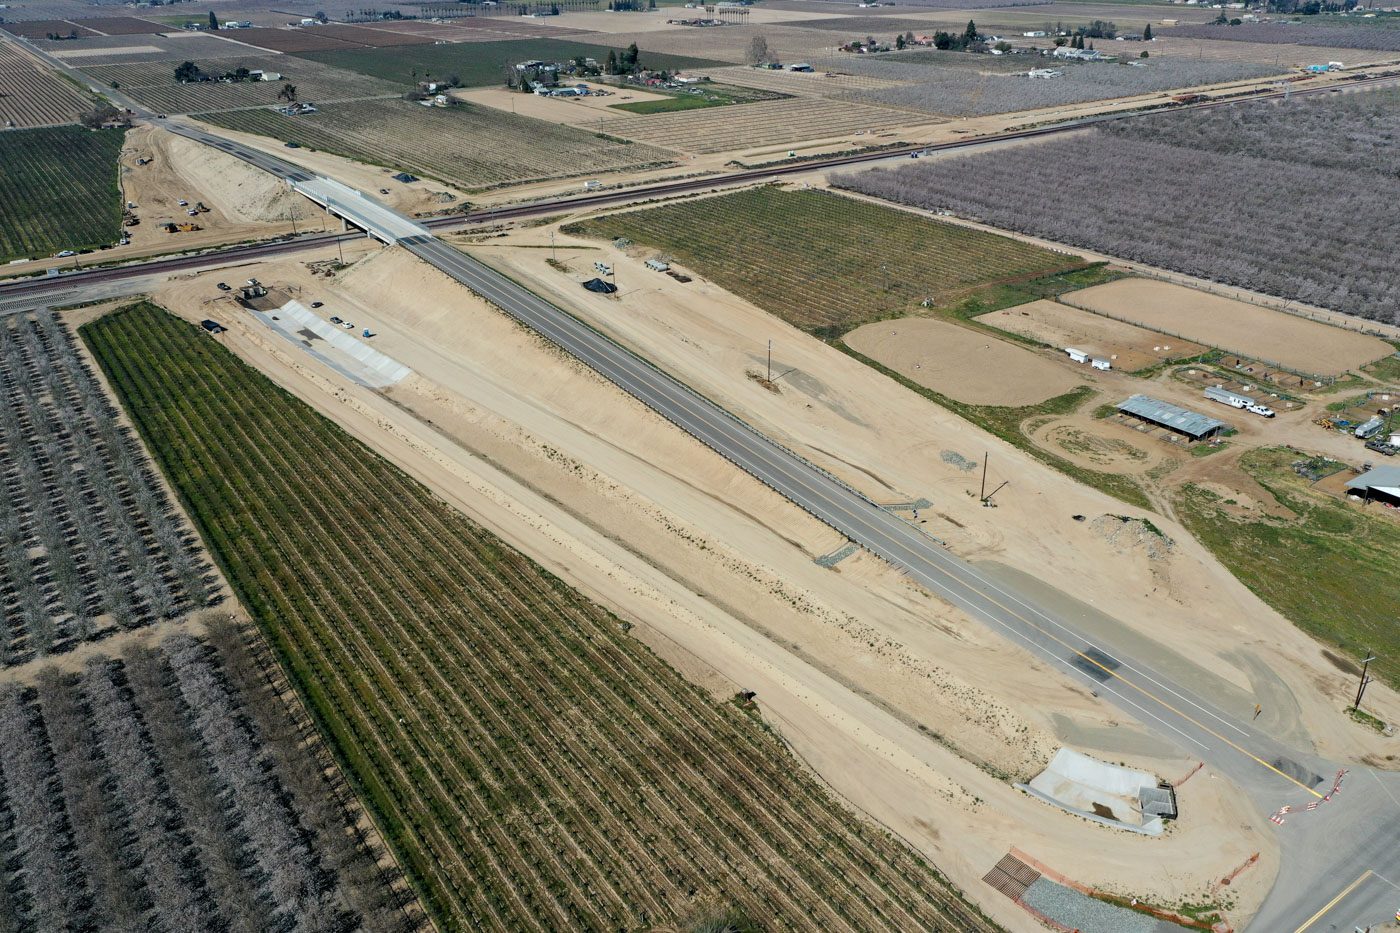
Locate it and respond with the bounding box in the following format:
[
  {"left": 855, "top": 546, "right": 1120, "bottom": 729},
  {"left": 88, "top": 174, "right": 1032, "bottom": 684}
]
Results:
[{"left": 583, "top": 277, "right": 617, "bottom": 294}]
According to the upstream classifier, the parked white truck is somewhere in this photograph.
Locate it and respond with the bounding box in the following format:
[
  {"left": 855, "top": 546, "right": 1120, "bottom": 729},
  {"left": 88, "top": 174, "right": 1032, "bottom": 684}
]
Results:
[{"left": 1205, "top": 385, "right": 1273, "bottom": 418}]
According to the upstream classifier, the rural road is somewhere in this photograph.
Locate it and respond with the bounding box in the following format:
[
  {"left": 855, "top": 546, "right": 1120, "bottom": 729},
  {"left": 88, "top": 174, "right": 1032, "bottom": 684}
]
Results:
[{"left": 3, "top": 92, "right": 1399, "bottom": 931}]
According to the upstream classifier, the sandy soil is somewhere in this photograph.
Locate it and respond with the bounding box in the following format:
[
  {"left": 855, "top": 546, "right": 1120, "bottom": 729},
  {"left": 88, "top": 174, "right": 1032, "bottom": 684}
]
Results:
[
  {"left": 978, "top": 299, "right": 1207, "bottom": 373},
  {"left": 845, "top": 316, "right": 1082, "bottom": 405},
  {"left": 1064, "top": 279, "right": 1394, "bottom": 376},
  {"left": 135, "top": 244, "right": 1294, "bottom": 932},
  {"left": 180, "top": 116, "right": 475, "bottom": 217}
]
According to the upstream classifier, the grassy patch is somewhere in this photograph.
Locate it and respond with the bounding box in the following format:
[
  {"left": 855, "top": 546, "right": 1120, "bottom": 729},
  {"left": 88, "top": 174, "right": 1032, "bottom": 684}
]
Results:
[
  {"left": 1361, "top": 351, "right": 1400, "bottom": 384},
  {"left": 295, "top": 38, "right": 723, "bottom": 88},
  {"left": 565, "top": 187, "right": 1086, "bottom": 336},
  {"left": 0, "top": 126, "right": 125, "bottom": 262},
  {"left": 1347, "top": 706, "right": 1388, "bottom": 733},
  {"left": 1189, "top": 440, "right": 1229, "bottom": 457},
  {"left": 609, "top": 82, "right": 787, "bottom": 114},
  {"left": 83, "top": 301, "right": 1004, "bottom": 933},
  {"left": 1176, "top": 447, "right": 1400, "bottom": 689}
]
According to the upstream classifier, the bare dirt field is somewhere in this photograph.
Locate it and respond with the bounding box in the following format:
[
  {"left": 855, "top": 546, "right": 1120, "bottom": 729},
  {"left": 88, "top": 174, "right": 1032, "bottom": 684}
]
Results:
[
  {"left": 1064, "top": 278, "right": 1394, "bottom": 376},
  {"left": 977, "top": 299, "right": 1207, "bottom": 372},
  {"left": 845, "top": 317, "right": 1082, "bottom": 405},
  {"left": 112, "top": 124, "right": 320, "bottom": 258},
  {"left": 597, "top": 95, "right": 932, "bottom": 153}
]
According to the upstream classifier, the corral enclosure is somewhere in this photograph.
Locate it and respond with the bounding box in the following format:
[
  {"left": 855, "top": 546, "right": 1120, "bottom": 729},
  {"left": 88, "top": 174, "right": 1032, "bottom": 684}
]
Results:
[
  {"left": 0, "top": 126, "right": 125, "bottom": 261},
  {"left": 1063, "top": 279, "right": 1392, "bottom": 376},
  {"left": 564, "top": 187, "right": 1084, "bottom": 333},
  {"left": 83, "top": 302, "right": 1004, "bottom": 933},
  {"left": 833, "top": 88, "right": 1400, "bottom": 325},
  {"left": 978, "top": 299, "right": 1208, "bottom": 372},
  {"left": 200, "top": 98, "right": 676, "bottom": 190},
  {"left": 845, "top": 317, "right": 1081, "bottom": 405}
]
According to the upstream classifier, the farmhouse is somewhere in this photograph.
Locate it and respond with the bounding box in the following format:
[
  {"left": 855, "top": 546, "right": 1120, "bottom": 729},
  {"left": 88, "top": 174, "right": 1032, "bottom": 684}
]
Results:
[
  {"left": 1344, "top": 465, "right": 1400, "bottom": 507},
  {"left": 1115, "top": 394, "right": 1226, "bottom": 440}
]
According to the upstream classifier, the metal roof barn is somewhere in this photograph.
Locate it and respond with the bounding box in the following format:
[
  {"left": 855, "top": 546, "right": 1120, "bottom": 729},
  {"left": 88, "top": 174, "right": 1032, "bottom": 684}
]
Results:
[{"left": 1115, "top": 394, "right": 1226, "bottom": 439}]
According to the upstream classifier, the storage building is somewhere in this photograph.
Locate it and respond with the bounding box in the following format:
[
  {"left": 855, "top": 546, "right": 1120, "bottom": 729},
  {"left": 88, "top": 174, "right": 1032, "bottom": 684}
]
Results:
[
  {"left": 1115, "top": 394, "right": 1226, "bottom": 440},
  {"left": 1344, "top": 465, "right": 1400, "bottom": 507}
]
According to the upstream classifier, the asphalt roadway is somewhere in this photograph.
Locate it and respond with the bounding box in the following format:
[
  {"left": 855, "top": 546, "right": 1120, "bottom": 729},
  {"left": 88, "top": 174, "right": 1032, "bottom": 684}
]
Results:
[{"left": 2, "top": 94, "right": 1397, "bottom": 930}]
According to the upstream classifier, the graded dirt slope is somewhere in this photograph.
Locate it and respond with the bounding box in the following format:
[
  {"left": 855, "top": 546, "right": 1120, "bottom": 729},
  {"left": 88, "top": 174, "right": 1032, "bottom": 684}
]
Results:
[
  {"left": 977, "top": 299, "right": 1207, "bottom": 372},
  {"left": 846, "top": 317, "right": 1082, "bottom": 405},
  {"left": 1063, "top": 279, "right": 1393, "bottom": 376}
]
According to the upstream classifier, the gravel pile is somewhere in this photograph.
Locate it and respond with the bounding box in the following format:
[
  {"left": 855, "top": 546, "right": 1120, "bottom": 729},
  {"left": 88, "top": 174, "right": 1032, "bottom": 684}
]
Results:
[
  {"left": 941, "top": 450, "right": 978, "bottom": 471},
  {"left": 1019, "top": 879, "right": 1174, "bottom": 933}
]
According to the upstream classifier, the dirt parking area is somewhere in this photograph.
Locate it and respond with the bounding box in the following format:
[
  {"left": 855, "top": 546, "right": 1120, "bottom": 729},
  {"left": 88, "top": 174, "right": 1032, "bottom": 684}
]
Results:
[
  {"left": 1064, "top": 279, "right": 1394, "bottom": 377},
  {"left": 845, "top": 317, "right": 1081, "bottom": 406},
  {"left": 978, "top": 299, "right": 1206, "bottom": 372}
]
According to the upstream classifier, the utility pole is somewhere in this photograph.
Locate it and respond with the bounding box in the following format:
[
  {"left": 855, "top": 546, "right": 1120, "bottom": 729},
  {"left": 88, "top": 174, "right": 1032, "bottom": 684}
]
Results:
[
  {"left": 980, "top": 451, "right": 988, "bottom": 501},
  {"left": 550, "top": 229, "right": 557, "bottom": 263},
  {"left": 881, "top": 262, "right": 888, "bottom": 292},
  {"left": 1354, "top": 652, "right": 1377, "bottom": 711},
  {"left": 767, "top": 339, "right": 772, "bottom": 384}
]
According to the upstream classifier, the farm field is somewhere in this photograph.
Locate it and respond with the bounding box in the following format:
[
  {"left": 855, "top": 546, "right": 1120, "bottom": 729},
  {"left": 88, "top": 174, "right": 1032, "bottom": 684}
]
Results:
[
  {"left": 0, "top": 623, "right": 420, "bottom": 932},
  {"left": 0, "top": 20, "right": 99, "bottom": 39},
  {"left": 294, "top": 38, "right": 723, "bottom": 87},
  {"left": 0, "top": 313, "right": 211, "bottom": 666},
  {"left": 1141, "top": 35, "right": 1396, "bottom": 66},
  {"left": 82, "top": 301, "right": 1004, "bottom": 933},
  {"left": 565, "top": 187, "right": 1084, "bottom": 333},
  {"left": 0, "top": 126, "right": 124, "bottom": 261},
  {"left": 75, "top": 55, "right": 402, "bottom": 114},
  {"left": 67, "top": 15, "right": 167, "bottom": 35},
  {"left": 223, "top": 27, "right": 368, "bottom": 53},
  {"left": 977, "top": 298, "right": 1208, "bottom": 372},
  {"left": 0, "top": 39, "right": 99, "bottom": 127},
  {"left": 1062, "top": 280, "right": 1392, "bottom": 376},
  {"left": 845, "top": 317, "right": 1081, "bottom": 405},
  {"left": 834, "top": 88, "right": 1400, "bottom": 325},
  {"left": 1162, "top": 22, "right": 1400, "bottom": 51},
  {"left": 837, "top": 57, "right": 1281, "bottom": 117},
  {"left": 598, "top": 95, "right": 926, "bottom": 152},
  {"left": 41, "top": 32, "right": 237, "bottom": 66},
  {"left": 199, "top": 98, "right": 676, "bottom": 190}
]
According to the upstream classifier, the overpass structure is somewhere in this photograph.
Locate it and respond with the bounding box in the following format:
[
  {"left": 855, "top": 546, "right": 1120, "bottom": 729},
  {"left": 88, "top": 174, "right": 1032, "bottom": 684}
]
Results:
[{"left": 165, "top": 122, "right": 428, "bottom": 244}]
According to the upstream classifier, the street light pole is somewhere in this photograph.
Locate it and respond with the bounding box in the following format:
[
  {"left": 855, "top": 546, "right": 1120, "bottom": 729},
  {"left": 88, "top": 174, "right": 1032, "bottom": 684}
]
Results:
[{"left": 1354, "top": 652, "right": 1377, "bottom": 711}]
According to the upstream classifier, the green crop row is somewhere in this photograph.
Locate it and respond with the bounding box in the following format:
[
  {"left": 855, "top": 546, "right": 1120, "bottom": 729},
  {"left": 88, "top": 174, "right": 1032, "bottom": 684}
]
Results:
[{"left": 0, "top": 126, "right": 125, "bottom": 262}]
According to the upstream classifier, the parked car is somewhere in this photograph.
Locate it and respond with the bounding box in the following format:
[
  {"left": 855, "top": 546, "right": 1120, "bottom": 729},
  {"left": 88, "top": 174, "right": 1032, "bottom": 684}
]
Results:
[
  {"left": 329, "top": 316, "right": 343, "bottom": 325},
  {"left": 55, "top": 250, "right": 76, "bottom": 258},
  {"left": 311, "top": 301, "right": 323, "bottom": 308},
  {"left": 216, "top": 282, "right": 231, "bottom": 291},
  {"left": 177, "top": 199, "right": 188, "bottom": 206},
  {"left": 340, "top": 320, "right": 354, "bottom": 329}
]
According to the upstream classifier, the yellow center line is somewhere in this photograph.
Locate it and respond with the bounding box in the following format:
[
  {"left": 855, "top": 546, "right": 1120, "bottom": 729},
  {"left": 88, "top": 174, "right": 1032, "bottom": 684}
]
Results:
[{"left": 1293, "top": 871, "right": 1372, "bottom": 933}]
